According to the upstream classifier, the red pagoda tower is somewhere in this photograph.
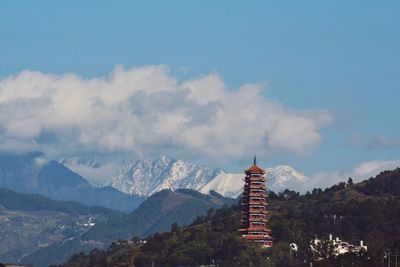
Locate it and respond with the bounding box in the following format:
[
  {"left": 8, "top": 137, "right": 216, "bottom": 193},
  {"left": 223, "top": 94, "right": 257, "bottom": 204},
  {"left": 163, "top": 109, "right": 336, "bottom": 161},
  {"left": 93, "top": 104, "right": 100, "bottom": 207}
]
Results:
[{"left": 239, "top": 156, "right": 273, "bottom": 247}]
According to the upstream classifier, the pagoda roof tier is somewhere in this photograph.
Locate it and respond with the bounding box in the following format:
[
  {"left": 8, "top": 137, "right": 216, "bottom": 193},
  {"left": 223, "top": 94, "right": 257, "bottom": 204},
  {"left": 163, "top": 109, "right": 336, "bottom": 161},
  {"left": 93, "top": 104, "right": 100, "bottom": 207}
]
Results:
[
  {"left": 245, "top": 164, "right": 265, "bottom": 174},
  {"left": 245, "top": 176, "right": 266, "bottom": 181}
]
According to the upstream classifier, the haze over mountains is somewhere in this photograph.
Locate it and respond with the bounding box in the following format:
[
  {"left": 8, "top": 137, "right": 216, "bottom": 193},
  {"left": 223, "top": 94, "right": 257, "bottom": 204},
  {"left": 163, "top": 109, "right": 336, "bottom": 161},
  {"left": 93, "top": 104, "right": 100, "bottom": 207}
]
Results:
[{"left": 0, "top": 152, "right": 144, "bottom": 212}]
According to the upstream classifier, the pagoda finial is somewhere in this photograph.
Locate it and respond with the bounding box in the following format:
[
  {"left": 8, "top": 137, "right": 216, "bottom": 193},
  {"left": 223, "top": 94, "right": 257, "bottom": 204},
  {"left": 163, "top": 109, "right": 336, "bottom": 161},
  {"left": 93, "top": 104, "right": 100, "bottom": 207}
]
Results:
[{"left": 253, "top": 155, "right": 256, "bottom": 165}]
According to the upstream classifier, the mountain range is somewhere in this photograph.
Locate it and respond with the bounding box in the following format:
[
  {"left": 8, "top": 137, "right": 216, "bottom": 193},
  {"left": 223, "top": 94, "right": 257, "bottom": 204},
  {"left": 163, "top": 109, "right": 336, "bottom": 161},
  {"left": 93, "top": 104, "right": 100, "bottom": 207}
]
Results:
[
  {"left": 0, "top": 151, "right": 308, "bottom": 213},
  {"left": 61, "top": 156, "right": 309, "bottom": 198},
  {"left": 0, "top": 151, "right": 144, "bottom": 212}
]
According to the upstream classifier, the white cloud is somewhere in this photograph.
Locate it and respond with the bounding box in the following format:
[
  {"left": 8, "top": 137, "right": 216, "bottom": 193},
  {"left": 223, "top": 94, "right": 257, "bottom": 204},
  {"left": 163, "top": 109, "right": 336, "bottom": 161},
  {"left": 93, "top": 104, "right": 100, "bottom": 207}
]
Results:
[
  {"left": 0, "top": 65, "right": 332, "bottom": 162},
  {"left": 63, "top": 160, "right": 121, "bottom": 186},
  {"left": 308, "top": 159, "right": 400, "bottom": 190}
]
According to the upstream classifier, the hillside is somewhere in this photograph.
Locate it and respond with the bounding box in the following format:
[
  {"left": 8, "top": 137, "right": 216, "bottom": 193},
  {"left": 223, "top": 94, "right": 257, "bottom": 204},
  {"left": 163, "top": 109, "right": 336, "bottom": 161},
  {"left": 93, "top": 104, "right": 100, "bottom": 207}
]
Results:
[
  {"left": 0, "top": 188, "right": 122, "bottom": 265},
  {"left": 81, "top": 189, "right": 236, "bottom": 242},
  {"left": 62, "top": 168, "right": 400, "bottom": 267},
  {"left": 0, "top": 152, "right": 144, "bottom": 212},
  {"left": 21, "top": 189, "right": 236, "bottom": 267}
]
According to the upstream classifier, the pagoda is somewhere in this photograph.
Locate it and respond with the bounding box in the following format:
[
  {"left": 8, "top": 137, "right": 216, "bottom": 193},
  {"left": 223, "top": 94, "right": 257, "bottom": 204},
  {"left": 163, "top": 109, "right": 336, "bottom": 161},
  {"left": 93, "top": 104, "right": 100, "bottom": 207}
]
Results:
[{"left": 239, "top": 156, "right": 273, "bottom": 247}]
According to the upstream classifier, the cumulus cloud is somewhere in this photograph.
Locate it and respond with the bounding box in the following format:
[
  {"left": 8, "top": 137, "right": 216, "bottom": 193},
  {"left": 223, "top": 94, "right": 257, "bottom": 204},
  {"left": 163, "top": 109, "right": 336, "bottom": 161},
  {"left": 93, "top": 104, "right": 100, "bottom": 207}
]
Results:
[
  {"left": 0, "top": 65, "right": 332, "bottom": 161},
  {"left": 308, "top": 159, "right": 400, "bottom": 190}
]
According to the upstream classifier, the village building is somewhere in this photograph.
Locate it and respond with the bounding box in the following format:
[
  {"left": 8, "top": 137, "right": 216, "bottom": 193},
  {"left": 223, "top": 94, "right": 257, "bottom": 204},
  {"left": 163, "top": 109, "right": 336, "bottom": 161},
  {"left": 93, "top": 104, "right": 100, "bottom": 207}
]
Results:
[{"left": 311, "top": 234, "right": 367, "bottom": 256}]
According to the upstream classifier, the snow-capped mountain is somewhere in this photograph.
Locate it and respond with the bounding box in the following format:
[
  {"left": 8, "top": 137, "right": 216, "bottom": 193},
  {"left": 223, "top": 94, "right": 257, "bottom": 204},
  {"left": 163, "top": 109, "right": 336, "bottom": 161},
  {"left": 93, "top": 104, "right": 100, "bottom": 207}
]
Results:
[
  {"left": 199, "top": 172, "right": 243, "bottom": 197},
  {"left": 265, "top": 165, "right": 308, "bottom": 192},
  {"left": 111, "top": 157, "right": 223, "bottom": 196},
  {"left": 61, "top": 156, "right": 309, "bottom": 198},
  {"left": 199, "top": 165, "right": 308, "bottom": 197}
]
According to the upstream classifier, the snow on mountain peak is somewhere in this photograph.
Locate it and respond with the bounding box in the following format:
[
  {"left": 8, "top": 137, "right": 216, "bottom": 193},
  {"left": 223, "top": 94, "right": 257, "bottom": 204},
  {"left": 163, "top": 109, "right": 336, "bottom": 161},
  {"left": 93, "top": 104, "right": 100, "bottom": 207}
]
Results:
[
  {"left": 110, "top": 156, "right": 223, "bottom": 197},
  {"left": 60, "top": 156, "right": 308, "bottom": 198},
  {"left": 266, "top": 165, "right": 308, "bottom": 185}
]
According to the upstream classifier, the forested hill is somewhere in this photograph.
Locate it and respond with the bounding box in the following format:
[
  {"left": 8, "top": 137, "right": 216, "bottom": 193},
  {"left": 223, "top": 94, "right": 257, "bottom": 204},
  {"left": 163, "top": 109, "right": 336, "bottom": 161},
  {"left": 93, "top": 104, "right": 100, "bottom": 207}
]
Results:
[
  {"left": 82, "top": 189, "right": 237, "bottom": 242},
  {"left": 354, "top": 168, "right": 400, "bottom": 197},
  {"left": 62, "top": 168, "right": 400, "bottom": 267},
  {"left": 21, "top": 189, "right": 235, "bottom": 267}
]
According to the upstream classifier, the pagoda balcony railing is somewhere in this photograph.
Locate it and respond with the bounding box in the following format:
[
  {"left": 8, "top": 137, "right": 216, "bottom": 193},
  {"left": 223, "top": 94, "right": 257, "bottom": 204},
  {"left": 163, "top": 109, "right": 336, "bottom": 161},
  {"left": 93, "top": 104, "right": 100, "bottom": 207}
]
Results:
[
  {"left": 244, "top": 177, "right": 266, "bottom": 182},
  {"left": 241, "top": 200, "right": 268, "bottom": 206},
  {"left": 249, "top": 192, "right": 267, "bottom": 197},
  {"left": 248, "top": 209, "right": 268, "bottom": 214},
  {"left": 243, "top": 184, "right": 267, "bottom": 189},
  {"left": 243, "top": 190, "right": 266, "bottom": 195},
  {"left": 249, "top": 201, "right": 268, "bottom": 205},
  {"left": 249, "top": 217, "right": 268, "bottom": 223},
  {"left": 246, "top": 234, "right": 271, "bottom": 240},
  {"left": 249, "top": 197, "right": 266, "bottom": 201},
  {"left": 247, "top": 226, "right": 269, "bottom": 231},
  {"left": 249, "top": 184, "right": 267, "bottom": 190},
  {"left": 249, "top": 183, "right": 264, "bottom": 186}
]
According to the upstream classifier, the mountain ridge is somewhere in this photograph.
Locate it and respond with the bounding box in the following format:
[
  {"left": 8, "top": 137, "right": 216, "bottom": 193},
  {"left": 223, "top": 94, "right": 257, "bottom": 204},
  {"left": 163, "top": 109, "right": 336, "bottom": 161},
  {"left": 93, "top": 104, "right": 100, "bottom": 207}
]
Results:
[
  {"left": 0, "top": 151, "right": 144, "bottom": 212},
  {"left": 61, "top": 156, "right": 309, "bottom": 198}
]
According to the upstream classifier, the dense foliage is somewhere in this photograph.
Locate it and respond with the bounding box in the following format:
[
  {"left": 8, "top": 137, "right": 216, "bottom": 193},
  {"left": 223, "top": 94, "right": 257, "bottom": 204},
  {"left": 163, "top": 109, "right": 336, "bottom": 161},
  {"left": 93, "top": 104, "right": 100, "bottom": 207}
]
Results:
[
  {"left": 62, "top": 168, "right": 400, "bottom": 267},
  {"left": 269, "top": 168, "right": 400, "bottom": 266}
]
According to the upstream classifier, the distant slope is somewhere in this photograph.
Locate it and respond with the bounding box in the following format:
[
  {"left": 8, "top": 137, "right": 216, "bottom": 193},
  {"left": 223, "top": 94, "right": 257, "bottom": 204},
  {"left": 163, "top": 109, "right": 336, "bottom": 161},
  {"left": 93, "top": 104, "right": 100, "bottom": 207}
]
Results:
[
  {"left": 0, "top": 151, "right": 144, "bottom": 212},
  {"left": 0, "top": 187, "right": 121, "bottom": 216},
  {"left": 0, "top": 187, "right": 122, "bottom": 265},
  {"left": 82, "top": 189, "right": 237, "bottom": 241},
  {"left": 23, "top": 189, "right": 236, "bottom": 267}
]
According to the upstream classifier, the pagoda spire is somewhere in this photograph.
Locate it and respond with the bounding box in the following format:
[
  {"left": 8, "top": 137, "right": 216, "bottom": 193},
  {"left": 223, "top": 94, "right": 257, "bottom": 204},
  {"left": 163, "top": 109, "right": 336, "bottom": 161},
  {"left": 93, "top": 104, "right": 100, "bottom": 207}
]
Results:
[{"left": 254, "top": 155, "right": 256, "bottom": 165}]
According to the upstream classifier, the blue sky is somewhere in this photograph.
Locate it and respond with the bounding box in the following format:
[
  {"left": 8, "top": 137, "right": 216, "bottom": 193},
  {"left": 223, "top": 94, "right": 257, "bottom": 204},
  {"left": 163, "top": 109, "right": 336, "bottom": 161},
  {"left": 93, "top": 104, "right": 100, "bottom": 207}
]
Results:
[{"left": 1, "top": 1, "right": 399, "bottom": 179}]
